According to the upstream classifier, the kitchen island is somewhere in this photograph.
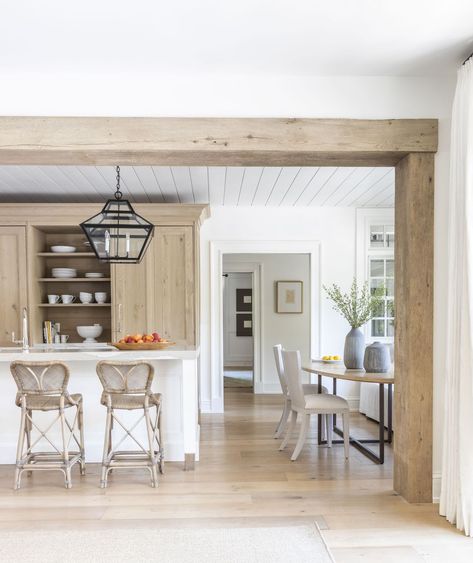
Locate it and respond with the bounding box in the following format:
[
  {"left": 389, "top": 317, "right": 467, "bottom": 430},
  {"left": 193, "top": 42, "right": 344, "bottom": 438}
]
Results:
[{"left": 0, "top": 345, "right": 200, "bottom": 467}]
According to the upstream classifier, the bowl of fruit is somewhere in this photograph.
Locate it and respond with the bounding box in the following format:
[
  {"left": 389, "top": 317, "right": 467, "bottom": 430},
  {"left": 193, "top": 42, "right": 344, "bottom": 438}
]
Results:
[
  {"left": 113, "top": 332, "right": 175, "bottom": 350},
  {"left": 320, "top": 355, "right": 342, "bottom": 363}
]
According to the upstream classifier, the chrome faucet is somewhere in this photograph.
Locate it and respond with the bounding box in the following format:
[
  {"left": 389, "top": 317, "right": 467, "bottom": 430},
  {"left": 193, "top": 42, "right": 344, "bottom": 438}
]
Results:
[{"left": 12, "top": 307, "right": 30, "bottom": 351}]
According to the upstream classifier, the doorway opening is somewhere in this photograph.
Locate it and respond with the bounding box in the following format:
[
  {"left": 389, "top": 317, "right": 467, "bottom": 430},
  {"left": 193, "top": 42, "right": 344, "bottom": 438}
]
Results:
[{"left": 223, "top": 271, "right": 254, "bottom": 392}]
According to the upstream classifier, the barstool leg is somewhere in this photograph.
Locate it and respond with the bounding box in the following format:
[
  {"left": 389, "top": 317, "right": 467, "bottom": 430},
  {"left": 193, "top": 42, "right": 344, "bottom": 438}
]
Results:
[
  {"left": 78, "top": 403, "right": 86, "bottom": 476},
  {"left": 157, "top": 406, "right": 164, "bottom": 475},
  {"left": 26, "top": 410, "right": 33, "bottom": 478},
  {"left": 144, "top": 406, "right": 158, "bottom": 488},
  {"left": 59, "top": 407, "right": 72, "bottom": 489},
  {"left": 14, "top": 406, "right": 27, "bottom": 490},
  {"left": 101, "top": 407, "right": 112, "bottom": 488}
]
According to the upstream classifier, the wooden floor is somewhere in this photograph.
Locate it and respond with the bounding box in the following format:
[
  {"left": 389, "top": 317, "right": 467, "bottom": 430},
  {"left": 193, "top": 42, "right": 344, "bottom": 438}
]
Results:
[
  {"left": 0, "top": 391, "right": 470, "bottom": 562},
  {"left": 224, "top": 367, "right": 253, "bottom": 389}
]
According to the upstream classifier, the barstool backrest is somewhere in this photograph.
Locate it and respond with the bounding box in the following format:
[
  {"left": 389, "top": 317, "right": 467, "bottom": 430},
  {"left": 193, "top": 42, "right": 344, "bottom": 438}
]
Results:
[
  {"left": 273, "top": 344, "right": 288, "bottom": 396},
  {"left": 96, "top": 361, "right": 154, "bottom": 394},
  {"left": 10, "top": 361, "right": 70, "bottom": 395},
  {"left": 281, "top": 350, "right": 305, "bottom": 410}
]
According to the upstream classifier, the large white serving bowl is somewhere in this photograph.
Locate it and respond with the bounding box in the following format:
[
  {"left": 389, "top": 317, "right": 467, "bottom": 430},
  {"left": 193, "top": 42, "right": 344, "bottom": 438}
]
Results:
[
  {"left": 51, "top": 246, "right": 77, "bottom": 253},
  {"left": 76, "top": 325, "right": 103, "bottom": 343}
]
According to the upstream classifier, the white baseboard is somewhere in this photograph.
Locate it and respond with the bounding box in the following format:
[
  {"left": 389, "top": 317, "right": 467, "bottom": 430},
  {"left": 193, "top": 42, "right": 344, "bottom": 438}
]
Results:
[
  {"left": 200, "top": 397, "right": 224, "bottom": 414},
  {"left": 224, "top": 361, "right": 253, "bottom": 368}
]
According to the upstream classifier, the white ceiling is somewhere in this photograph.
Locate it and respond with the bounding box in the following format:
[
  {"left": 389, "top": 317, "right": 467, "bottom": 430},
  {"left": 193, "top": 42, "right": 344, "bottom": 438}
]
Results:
[
  {"left": 0, "top": 166, "right": 394, "bottom": 207},
  {"left": 0, "top": 1, "right": 472, "bottom": 76}
]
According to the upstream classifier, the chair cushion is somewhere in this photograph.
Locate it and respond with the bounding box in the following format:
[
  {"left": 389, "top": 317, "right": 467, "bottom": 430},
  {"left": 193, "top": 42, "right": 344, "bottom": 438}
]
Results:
[
  {"left": 16, "top": 393, "right": 82, "bottom": 411},
  {"left": 302, "top": 383, "right": 328, "bottom": 395},
  {"left": 100, "top": 392, "right": 161, "bottom": 410},
  {"left": 304, "top": 393, "right": 349, "bottom": 411}
]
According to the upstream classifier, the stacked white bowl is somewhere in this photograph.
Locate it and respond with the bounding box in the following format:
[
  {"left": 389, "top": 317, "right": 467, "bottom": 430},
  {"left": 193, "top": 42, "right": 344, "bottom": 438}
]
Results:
[{"left": 52, "top": 268, "right": 77, "bottom": 279}]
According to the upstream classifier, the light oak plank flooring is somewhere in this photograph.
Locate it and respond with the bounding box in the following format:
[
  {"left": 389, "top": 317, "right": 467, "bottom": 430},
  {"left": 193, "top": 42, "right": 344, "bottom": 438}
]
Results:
[{"left": 0, "top": 391, "right": 468, "bottom": 562}]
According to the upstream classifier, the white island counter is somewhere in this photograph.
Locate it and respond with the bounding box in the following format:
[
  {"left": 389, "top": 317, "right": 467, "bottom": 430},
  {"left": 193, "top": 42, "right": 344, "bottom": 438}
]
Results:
[{"left": 0, "top": 345, "right": 200, "bottom": 467}]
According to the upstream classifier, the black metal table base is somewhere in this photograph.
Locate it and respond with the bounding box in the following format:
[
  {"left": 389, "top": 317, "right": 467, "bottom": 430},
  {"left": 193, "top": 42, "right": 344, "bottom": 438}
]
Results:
[{"left": 317, "top": 375, "right": 393, "bottom": 464}]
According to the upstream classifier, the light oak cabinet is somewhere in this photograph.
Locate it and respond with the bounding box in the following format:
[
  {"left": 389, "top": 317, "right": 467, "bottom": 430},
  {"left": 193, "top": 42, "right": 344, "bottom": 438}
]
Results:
[
  {"left": 0, "top": 204, "right": 207, "bottom": 347},
  {"left": 111, "top": 251, "right": 151, "bottom": 342},
  {"left": 112, "top": 226, "right": 196, "bottom": 344},
  {"left": 0, "top": 226, "right": 28, "bottom": 346}
]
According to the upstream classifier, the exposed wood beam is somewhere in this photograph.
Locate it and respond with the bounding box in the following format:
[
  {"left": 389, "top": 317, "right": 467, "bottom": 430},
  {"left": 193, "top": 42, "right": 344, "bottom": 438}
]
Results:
[
  {"left": 0, "top": 117, "right": 437, "bottom": 166},
  {"left": 394, "top": 152, "right": 434, "bottom": 503}
]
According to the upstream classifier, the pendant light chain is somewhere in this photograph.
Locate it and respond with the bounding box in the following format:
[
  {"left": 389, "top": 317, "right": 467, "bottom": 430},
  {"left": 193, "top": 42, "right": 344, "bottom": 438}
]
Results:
[{"left": 115, "top": 165, "right": 123, "bottom": 200}]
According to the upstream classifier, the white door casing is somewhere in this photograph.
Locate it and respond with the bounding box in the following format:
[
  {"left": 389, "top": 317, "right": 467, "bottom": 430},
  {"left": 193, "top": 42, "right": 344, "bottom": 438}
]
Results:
[{"left": 209, "top": 240, "right": 321, "bottom": 413}]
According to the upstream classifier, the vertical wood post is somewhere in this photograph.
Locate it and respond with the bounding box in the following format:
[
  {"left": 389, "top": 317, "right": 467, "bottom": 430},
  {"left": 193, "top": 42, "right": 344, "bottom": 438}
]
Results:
[{"left": 394, "top": 152, "right": 434, "bottom": 502}]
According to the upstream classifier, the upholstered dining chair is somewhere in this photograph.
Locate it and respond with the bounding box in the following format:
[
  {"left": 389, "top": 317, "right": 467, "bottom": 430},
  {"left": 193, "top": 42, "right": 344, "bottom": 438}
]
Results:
[
  {"left": 273, "top": 344, "right": 328, "bottom": 439},
  {"left": 279, "top": 350, "right": 350, "bottom": 461}
]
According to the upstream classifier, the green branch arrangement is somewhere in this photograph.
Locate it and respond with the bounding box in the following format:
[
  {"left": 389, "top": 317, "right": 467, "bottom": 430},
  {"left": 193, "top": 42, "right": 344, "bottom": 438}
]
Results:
[{"left": 323, "top": 278, "right": 385, "bottom": 329}]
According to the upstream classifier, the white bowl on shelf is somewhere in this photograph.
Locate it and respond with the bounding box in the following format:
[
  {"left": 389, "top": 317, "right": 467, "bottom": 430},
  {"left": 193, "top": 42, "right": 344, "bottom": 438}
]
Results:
[
  {"left": 51, "top": 246, "right": 77, "bottom": 253},
  {"left": 84, "top": 272, "right": 104, "bottom": 278},
  {"left": 52, "top": 268, "right": 77, "bottom": 278},
  {"left": 76, "top": 324, "right": 103, "bottom": 343}
]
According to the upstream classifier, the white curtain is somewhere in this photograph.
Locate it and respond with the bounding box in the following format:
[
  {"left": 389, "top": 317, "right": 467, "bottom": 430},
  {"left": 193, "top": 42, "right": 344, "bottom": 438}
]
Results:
[{"left": 440, "top": 58, "right": 473, "bottom": 536}]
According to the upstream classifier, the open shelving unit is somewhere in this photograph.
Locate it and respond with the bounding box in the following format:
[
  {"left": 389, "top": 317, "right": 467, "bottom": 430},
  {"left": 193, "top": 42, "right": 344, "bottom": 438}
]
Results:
[{"left": 30, "top": 226, "right": 112, "bottom": 344}]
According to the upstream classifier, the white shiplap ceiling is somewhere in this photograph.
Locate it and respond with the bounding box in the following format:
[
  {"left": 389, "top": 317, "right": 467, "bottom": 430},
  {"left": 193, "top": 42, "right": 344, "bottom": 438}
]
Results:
[{"left": 0, "top": 166, "right": 394, "bottom": 207}]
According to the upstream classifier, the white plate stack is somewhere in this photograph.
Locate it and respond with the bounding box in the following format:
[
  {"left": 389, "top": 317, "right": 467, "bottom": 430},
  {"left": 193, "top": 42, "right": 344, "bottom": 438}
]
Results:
[
  {"left": 50, "top": 245, "right": 77, "bottom": 253},
  {"left": 84, "top": 272, "right": 104, "bottom": 278},
  {"left": 52, "top": 268, "right": 77, "bottom": 279}
]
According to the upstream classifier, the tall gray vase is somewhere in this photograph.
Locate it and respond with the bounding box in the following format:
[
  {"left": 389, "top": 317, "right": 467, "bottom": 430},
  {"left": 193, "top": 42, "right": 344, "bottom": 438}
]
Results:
[{"left": 344, "top": 327, "right": 365, "bottom": 369}]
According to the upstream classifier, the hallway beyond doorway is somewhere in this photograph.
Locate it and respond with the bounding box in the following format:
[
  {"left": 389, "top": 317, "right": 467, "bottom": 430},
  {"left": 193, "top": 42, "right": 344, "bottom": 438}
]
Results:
[{"left": 224, "top": 368, "right": 253, "bottom": 391}]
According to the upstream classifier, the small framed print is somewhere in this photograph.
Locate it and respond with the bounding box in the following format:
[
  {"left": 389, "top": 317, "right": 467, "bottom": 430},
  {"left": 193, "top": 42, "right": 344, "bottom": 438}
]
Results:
[
  {"left": 236, "top": 288, "right": 252, "bottom": 312},
  {"left": 236, "top": 313, "right": 253, "bottom": 337},
  {"left": 276, "top": 281, "right": 303, "bottom": 314}
]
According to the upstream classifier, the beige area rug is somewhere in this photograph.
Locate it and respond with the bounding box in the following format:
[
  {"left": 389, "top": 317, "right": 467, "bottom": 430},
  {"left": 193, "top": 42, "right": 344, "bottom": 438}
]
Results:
[{"left": 0, "top": 524, "right": 333, "bottom": 563}]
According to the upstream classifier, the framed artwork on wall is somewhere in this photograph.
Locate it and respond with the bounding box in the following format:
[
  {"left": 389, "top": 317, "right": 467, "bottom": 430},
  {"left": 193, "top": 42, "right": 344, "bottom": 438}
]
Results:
[
  {"left": 236, "top": 288, "right": 252, "bottom": 312},
  {"left": 276, "top": 280, "right": 303, "bottom": 314},
  {"left": 236, "top": 313, "right": 253, "bottom": 337}
]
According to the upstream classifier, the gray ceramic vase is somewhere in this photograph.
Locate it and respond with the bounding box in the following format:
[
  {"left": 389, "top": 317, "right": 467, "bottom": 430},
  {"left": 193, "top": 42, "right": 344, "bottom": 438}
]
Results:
[
  {"left": 344, "top": 327, "right": 365, "bottom": 369},
  {"left": 363, "top": 341, "right": 391, "bottom": 373}
]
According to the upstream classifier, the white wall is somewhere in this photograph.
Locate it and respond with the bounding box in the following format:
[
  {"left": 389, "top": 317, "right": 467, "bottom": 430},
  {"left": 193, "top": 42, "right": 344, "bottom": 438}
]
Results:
[
  {"left": 201, "top": 207, "right": 360, "bottom": 405},
  {"left": 0, "top": 72, "right": 456, "bottom": 497},
  {"left": 224, "top": 253, "right": 311, "bottom": 393}
]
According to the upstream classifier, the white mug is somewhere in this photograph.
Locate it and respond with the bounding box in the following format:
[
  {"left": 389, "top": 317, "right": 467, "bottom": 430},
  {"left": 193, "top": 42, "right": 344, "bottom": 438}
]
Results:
[
  {"left": 61, "top": 294, "right": 76, "bottom": 304},
  {"left": 94, "top": 292, "right": 107, "bottom": 303},
  {"left": 60, "top": 334, "right": 69, "bottom": 343},
  {"left": 79, "top": 292, "right": 93, "bottom": 304},
  {"left": 47, "top": 294, "right": 60, "bottom": 304}
]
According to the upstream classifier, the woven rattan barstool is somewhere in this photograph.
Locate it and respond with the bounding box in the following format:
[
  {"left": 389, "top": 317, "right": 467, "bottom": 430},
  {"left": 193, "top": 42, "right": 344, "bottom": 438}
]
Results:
[
  {"left": 10, "top": 360, "right": 85, "bottom": 490},
  {"left": 96, "top": 360, "right": 164, "bottom": 488}
]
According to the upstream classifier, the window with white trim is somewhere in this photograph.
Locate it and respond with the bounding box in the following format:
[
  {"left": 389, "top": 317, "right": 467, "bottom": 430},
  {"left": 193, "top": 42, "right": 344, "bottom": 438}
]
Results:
[
  {"left": 356, "top": 210, "right": 395, "bottom": 343},
  {"left": 369, "top": 257, "right": 394, "bottom": 339}
]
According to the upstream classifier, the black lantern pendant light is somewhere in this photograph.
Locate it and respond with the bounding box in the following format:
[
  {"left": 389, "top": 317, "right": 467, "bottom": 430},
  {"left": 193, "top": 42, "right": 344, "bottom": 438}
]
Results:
[{"left": 80, "top": 166, "right": 154, "bottom": 263}]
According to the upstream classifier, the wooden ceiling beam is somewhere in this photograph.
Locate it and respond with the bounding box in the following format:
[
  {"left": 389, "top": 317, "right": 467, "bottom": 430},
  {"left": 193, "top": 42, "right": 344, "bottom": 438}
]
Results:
[{"left": 0, "top": 117, "right": 437, "bottom": 166}]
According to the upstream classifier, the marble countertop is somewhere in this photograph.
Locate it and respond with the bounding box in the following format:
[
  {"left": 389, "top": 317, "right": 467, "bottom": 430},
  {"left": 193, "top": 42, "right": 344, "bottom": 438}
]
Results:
[{"left": 0, "top": 344, "right": 200, "bottom": 362}]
